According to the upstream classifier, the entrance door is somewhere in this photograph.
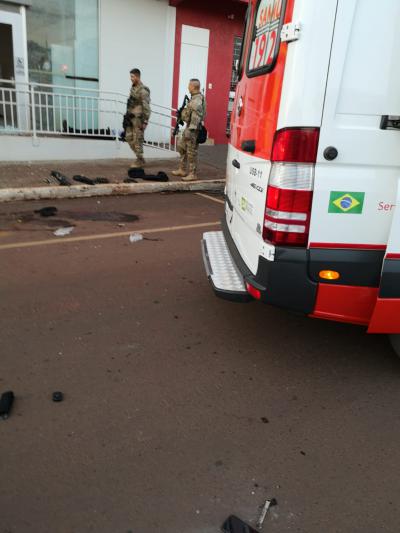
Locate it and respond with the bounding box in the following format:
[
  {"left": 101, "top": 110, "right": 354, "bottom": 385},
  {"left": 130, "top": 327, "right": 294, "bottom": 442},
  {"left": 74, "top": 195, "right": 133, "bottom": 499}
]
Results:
[
  {"left": 0, "top": 23, "right": 14, "bottom": 81},
  {"left": 178, "top": 25, "right": 209, "bottom": 106},
  {"left": 0, "top": 10, "right": 28, "bottom": 130}
]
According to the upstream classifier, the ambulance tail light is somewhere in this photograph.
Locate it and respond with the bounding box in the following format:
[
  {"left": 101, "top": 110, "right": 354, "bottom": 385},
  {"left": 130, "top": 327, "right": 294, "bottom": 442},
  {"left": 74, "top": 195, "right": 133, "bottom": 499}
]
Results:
[{"left": 263, "top": 128, "right": 320, "bottom": 247}]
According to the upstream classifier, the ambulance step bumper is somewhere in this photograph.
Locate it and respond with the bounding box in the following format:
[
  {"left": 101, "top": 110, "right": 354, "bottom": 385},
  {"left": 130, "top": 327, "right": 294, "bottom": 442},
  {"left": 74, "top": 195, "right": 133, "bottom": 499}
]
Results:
[{"left": 202, "top": 231, "right": 251, "bottom": 302}]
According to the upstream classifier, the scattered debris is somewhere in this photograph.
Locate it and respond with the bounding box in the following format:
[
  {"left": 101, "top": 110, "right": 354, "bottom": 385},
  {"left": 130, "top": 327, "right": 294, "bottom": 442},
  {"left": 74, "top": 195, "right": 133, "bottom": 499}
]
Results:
[
  {"left": 52, "top": 391, "right": 64, "bottom": 402},
  {"left": 256, "top": 498, "right": 278, "bottom": 530},
  {"left": 143, "top": 171, "right": 169, "bottom": 182},
  {"left": 35, "top": 206, "right": 58, "bottom": 217},
  {"left": 260, "top": 417, "right": 269, "bottom": 424},
  {"left": 221, "top": 515, "right": 258, "bottom": 533},
  {"left": 73, "top": 175, "right": 110, "bottom": 185},
  {"left": 54, "top": 226, "right": 74, "bottom": 237},
  {"left": 143, "top": 236, "right": 162, "bottom": 242},
  {"left": 0, "top": 391, "right": 15, "bottom": 420},
  {"left": 60, "top": 211, "right": 138, "bottom": 223},
  {"left": 128, "top": 168, "right": 145, "bottom": 179},
  {"left": 127, "top": 168, "right": 169, "bottom": 182},
  {"left": 123, "top": 177, "right": 138, "bottom": 184},
  {"left": 51, "top": 170, "right": 71, "bottom": 186},
  {"left": 73, "top": 175, "right": 95, "bottom": 186},
  {"left": 129, "top": 233, "right": 144, "bottom": 243}
]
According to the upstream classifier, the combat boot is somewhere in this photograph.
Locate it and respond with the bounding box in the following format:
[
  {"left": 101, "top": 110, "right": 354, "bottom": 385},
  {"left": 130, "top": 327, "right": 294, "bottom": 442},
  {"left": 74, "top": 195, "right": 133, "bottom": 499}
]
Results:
[
  {"left": 171, "top": 168, "right": 187, "bottom": 177},
  {"left": 182, "top": 173, "right": 198, "bottom": 182},
  {"left": 131, "top": 158, "right": 146, "bottom": 169}
]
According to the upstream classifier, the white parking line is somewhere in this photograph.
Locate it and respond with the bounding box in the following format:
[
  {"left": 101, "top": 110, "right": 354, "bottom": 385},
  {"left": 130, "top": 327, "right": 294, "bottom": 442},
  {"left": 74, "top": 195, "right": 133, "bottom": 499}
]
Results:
[{"left": 195, "top": 192, "right": 224, "bottom": 205}]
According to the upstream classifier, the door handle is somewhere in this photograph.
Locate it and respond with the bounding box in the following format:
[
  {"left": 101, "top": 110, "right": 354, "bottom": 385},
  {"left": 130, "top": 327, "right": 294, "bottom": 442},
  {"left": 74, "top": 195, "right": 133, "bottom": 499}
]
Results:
[{"left": 232, "top": 159, "right": 240, "bottom": 169}]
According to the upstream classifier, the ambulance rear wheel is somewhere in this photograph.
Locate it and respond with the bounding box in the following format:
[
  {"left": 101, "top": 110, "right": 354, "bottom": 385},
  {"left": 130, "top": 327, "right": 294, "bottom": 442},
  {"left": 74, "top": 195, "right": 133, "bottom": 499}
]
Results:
[{"left": 389, "top": 335, "right": 400, "bottom": 357}]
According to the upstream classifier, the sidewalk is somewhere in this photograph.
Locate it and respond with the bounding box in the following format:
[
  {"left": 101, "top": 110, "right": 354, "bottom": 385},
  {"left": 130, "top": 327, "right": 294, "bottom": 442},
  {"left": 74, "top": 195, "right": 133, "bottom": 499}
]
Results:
[{"left": 0, "top": 145, "right": 228, "bottom": 189}]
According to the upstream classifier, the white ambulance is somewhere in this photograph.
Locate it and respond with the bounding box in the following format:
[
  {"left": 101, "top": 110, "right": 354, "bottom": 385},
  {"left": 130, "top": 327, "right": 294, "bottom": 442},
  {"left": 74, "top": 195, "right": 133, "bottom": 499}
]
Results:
[{"left": 202, "top": 0, "right": 400, "bottom": 354}]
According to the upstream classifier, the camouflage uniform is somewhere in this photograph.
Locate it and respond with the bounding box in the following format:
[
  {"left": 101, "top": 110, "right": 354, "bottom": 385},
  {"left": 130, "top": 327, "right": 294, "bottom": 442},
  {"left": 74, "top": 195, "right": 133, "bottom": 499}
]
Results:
[
  {"left": 177, "top": 92, "right": 206, "bottom": 177},
  {"left": 125, "top": 82, "right": 151, "bottom": 165}
]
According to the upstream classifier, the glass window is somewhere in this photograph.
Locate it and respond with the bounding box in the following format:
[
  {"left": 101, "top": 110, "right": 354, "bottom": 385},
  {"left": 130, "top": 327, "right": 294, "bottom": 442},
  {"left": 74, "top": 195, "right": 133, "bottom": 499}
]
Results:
[
  {"left": 26, "top": 0, "right": 99, "bottom": 134},
  {"left": 26, "top": 0, "right": 99, "bottom": 88},
  {"left": 247, "top": 0, "right": 286, "bottom": 77},
  {"left": 232, "top": 36, "right": 243, "bottom": 90},
  {"left": 237, "top": 6, "right": 251, "bottom": 81},
  {"left": 226, "top": 36, "right": 243, "bottom": 136}
]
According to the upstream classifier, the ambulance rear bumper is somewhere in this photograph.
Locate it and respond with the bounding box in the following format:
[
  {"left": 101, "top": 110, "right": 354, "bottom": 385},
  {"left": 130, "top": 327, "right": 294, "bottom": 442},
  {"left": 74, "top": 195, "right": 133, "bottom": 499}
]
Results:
[
  {"left": 202, "top": 217, "right": 394, "bottom": 322},
  {"left": 201, "top": 231, "right": 252, "bottom": 303},
  {"left": 202, "top": 219, "right": 318, "bottom": 313}
]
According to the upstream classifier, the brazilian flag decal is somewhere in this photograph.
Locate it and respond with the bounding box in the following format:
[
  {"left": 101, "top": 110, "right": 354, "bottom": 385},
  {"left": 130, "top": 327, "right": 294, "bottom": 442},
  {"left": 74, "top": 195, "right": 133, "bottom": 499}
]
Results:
[{"left": 328, "top": 191, "right": 365, "bottom": 214}]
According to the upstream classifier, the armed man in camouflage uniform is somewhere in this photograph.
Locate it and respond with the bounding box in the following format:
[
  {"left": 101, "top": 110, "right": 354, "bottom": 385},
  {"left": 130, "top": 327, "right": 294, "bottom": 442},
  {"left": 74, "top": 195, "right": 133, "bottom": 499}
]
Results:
[
  {"left": 125, "top": 68, "right": 151, "bottom": 168},
  {"left": 172, "top": 79, "right": 206, "bottom": 181}
]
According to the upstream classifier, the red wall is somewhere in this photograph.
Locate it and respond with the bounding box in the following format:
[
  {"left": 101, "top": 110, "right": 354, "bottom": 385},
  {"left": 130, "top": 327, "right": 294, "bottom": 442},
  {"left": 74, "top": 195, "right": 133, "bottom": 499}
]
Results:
[{"left": 172, "top": 0, "right": 247, "bottom": 145}]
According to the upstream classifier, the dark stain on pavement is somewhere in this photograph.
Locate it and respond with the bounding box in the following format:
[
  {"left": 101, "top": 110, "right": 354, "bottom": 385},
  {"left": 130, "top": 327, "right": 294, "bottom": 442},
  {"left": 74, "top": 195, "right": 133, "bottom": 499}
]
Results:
[{"left": 0, "top": 209, "right": 139, "bottom": 231}]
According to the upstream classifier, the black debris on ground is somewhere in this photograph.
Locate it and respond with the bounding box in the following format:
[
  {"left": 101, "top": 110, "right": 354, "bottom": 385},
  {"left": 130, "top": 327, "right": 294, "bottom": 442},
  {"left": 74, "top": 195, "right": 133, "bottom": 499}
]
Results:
[
  {"left": 221, "top": 515, "right": 258, "bottom": 533},
  {"left": 34, "top": 207, "right": 58, "bottom": 217},
  {"left": 127, "top": 168, "right": 169, "bottom": 182},
  {"left": 0, "top": 391, "right": 15, "bottom": 420},
  {"left": 73, "top": 175, "right": 95, "bottom": 186},
  {"left": 127, "top": 168, "right": 145, "bottom": 179},
  {"left": 52, "top": 392, "right": 64, "bottom": 402},
  {"left": 141, "top": 171, "right": 169, "bottom": 183},
  {"left": 50, "top": 171, "right": 71, "bottom": 186}
]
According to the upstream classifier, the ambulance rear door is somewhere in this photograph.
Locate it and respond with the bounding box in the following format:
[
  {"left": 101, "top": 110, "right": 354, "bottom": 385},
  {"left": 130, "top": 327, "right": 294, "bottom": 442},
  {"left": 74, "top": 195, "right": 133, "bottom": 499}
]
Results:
[{"left": 310, "top": 0, "right": 400, "bottom": 251}]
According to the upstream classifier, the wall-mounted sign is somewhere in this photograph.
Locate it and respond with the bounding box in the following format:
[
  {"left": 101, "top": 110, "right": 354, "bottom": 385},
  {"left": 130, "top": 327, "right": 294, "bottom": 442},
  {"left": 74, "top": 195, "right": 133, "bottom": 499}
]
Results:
[{"left": 15, "top": 56, "right": 25, "bottom": 75}]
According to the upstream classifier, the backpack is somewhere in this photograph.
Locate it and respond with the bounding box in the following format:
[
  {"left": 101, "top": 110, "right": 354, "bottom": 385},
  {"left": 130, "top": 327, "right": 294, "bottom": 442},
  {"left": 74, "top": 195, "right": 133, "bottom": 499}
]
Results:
[
  {"left": 197, "top": 124, "right": 208, "bottom": 144},
  {"left": 196, "top": 94, "right": 207, "bottom": 144}
]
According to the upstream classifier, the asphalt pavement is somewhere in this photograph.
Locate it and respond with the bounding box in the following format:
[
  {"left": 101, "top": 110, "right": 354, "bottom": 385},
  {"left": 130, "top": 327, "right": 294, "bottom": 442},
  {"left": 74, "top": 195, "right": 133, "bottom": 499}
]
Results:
[{"left": 1, "top": 192, "right": 400, "bottom": 533}]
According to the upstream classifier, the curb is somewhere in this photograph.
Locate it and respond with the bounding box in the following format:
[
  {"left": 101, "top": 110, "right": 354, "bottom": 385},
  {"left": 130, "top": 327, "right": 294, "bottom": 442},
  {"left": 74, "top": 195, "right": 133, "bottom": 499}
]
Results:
[{"left": 0, "top": 179, "right": 225, "bottom": 203}]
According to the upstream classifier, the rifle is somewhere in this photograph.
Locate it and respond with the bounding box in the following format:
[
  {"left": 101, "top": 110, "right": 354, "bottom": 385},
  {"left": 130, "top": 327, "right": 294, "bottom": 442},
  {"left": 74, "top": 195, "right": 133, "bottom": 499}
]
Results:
[
  {"left": 173, "top": 94, "right": 190, "bottom": 137},
  {"left": 119, "top": 94, "right": 137, "bottom": 141},
  {"left": 119, "top": 111, "right": 134, "bottom": 142}
]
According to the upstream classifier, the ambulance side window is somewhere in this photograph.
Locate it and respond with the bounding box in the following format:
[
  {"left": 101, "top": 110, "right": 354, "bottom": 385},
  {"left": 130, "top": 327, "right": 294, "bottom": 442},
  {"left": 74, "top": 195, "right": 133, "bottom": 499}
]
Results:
[
  {"left": 238, "top": 6, "right": 252, "bottom": 80},
  {"left": 247, "top": 0, "right": 287, "bottom": 77}
]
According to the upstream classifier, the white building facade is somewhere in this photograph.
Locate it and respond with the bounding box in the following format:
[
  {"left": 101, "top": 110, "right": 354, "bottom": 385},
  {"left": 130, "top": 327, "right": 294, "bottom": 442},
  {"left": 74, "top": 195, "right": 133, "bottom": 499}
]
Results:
[{"left": 0, "top": 0, "right": 178, "bottom": 161}]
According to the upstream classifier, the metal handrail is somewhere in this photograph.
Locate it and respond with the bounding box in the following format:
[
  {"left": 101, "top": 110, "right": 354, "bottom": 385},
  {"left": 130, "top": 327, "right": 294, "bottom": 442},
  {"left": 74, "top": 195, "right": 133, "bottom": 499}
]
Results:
[
  {"left": 0, "top": 79, "right": 177, "bottom": 112},
  {"left": 0, "top": 78, "right": 178, "bottom": 151}
]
